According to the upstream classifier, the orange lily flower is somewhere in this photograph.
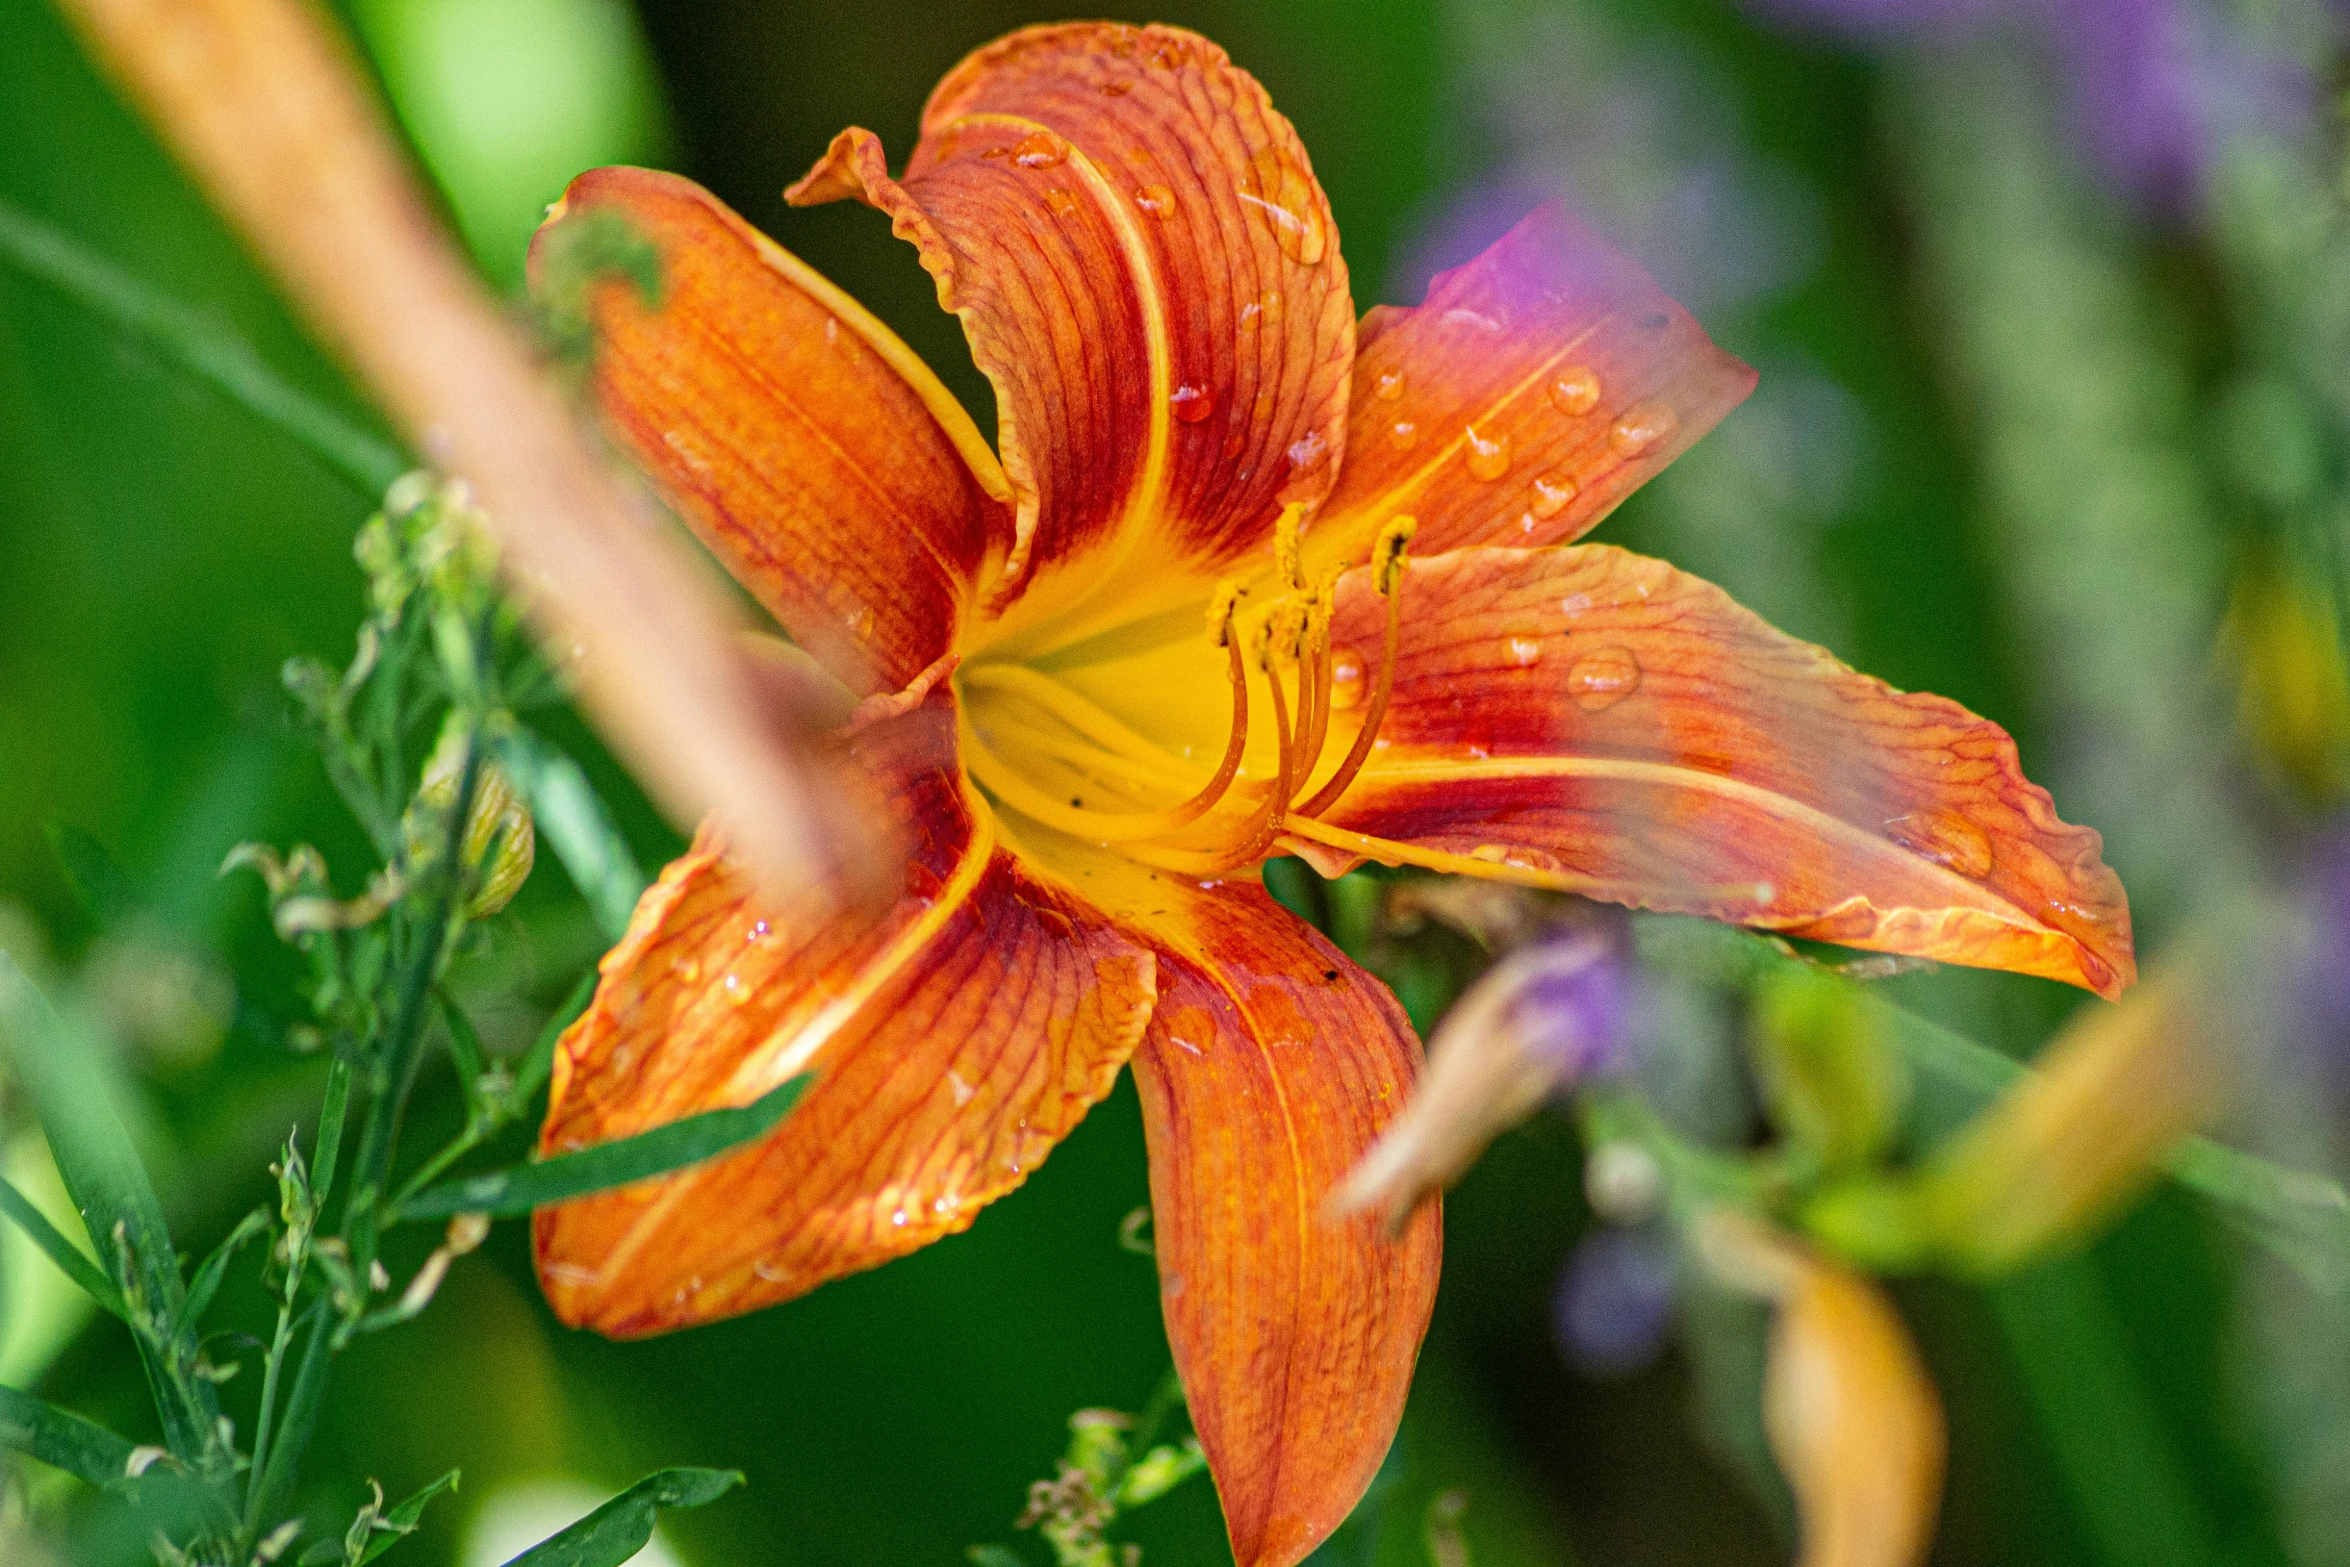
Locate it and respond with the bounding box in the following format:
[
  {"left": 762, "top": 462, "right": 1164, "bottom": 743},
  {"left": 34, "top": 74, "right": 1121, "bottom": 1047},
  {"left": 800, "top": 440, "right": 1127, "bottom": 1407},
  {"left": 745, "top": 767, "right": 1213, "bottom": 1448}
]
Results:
[{"left": 528, "top": 23, "right": 2133, "bottom": 1566}]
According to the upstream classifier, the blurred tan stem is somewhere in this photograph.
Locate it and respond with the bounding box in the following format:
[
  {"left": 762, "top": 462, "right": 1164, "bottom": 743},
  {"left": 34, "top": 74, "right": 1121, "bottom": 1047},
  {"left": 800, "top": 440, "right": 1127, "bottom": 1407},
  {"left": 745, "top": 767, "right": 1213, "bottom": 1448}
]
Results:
[{"left": 52, "top": 0, "right": 869, "bottom": 909}]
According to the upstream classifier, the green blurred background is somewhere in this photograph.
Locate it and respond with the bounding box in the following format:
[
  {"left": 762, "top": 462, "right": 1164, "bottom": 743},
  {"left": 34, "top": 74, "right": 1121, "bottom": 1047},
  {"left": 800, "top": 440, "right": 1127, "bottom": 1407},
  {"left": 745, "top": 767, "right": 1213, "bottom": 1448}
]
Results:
[{"left": 7, "top": 0, "right": 2349, "bottom": 1561}]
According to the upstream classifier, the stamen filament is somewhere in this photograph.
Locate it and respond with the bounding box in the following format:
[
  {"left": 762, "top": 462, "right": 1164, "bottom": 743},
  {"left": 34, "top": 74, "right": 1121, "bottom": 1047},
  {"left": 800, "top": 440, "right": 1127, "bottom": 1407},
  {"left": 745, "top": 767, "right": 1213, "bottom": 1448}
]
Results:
[
  {"left": 960, "top": 662, "right": 1189, "bottom": 773},
  {"left": 1295, "top": 517, "right": 1416, "bottom": 819}
]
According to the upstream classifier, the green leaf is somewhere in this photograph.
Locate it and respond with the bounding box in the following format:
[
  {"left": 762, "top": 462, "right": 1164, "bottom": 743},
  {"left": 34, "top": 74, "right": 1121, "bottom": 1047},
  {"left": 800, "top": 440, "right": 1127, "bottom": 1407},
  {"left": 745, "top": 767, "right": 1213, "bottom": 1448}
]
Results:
[
  {"left": 510, "top": 975, "right": 594, "bottom": 1114},
  {"left": 497, "top": 1468, "right": 741, "bottom": 1567},
  {"left": 494, "top": 732, "right": 646, "bottom": 942},
  {"left": 966, "top": 1548, "right": 1031, "bottom": 1567},
  {"left": 0, "top": 198, "right": 405, "bottom": 495},
  {"left": 0, "top": 954, "right": 217, "bottom": 1458},
  {"left": 44, "top": 822, "right": 139, "bottom": 927},
  {"left": 0, "top": 1382, "right": 136, "bottom": 1488},
  {"left": 396, "top": 1073, "right": 808, "bottom": 1221},
  {"left": 355, "top": 1468, "right": 461, "bottom": 1564},
  {"left": 182, "top": 1206, "right": 270, "bottom": 1328},
  {"left": 0, "top": 1173, "right": 127, "bottom": 1319}
]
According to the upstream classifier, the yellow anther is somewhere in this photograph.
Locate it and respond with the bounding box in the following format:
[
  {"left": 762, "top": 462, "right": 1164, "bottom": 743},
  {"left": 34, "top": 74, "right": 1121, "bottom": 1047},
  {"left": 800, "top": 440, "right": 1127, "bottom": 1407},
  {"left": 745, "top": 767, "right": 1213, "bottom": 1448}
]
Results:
[
  {"left": 1269, "top": 597, "right": 1309, "bottom": 666},
  {"left": 1273, "top": 502, "right": 1305, "bottom": 591},
  {"left": 1374, "top": 515, "right": 1418, "bottom": 595},
  {"left": 1248, "top": 612, "right": 1278, "bottom": 672},
  {"left": 1207, "top": 579, "right": 1244, "bottom": 647}
]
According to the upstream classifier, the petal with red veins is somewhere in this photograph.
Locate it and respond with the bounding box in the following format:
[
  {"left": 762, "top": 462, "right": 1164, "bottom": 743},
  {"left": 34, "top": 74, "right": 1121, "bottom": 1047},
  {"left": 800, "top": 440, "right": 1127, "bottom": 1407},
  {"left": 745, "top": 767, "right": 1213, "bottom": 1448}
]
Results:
[
  {"left": 537, "top": 166, "right": 1011, "bottom": 695},
  {"left": 1289, "top": 545, "right": 2134, "bottom": 997},
  {"left": 533, "top": 696, "right": 1157, "bottom": 1336},
  {"left": 1306, "top": 203, "right": 1755, "bottom": 576},
  {"left": 789, "top": 22, "right": 1355, "bottom": 644},
  {"left": 1014, "top": 831, "right": 1440, "bottom": 1567}
]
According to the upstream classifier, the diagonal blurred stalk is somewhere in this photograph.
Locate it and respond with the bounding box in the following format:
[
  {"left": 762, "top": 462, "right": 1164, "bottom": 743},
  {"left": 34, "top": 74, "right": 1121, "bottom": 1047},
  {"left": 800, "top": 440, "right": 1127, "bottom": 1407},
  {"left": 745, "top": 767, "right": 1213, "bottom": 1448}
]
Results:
[
  {"left": 0, "top": 198, "right": 404, "bottom": 493},
  {"left": 46, "top": 0, "right": 882, "bottom": 914}
]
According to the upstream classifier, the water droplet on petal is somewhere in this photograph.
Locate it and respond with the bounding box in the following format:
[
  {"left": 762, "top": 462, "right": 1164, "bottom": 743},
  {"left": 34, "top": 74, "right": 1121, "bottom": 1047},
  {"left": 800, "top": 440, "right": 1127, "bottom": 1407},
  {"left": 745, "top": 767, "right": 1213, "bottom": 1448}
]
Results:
[
  {"left": 1287, "top": 429, "right": 1329, "bottom": 472},
  {"left": 1042, "top": 187, "right": 1080, "bottom": 217},
  {"left": 1464, "top": 425, "right": 1511, "bottom": 481},
  {"left": 1374, "top": 369, "right": 1407, "bottom": 401},
  {"left": 1550, "top": 367, "right": 1602, "bottom": 416},
  {"left": 890, "top": 1207, "right": 909, "bottom": 1228},
  {"left": 1530, "top": 471, "right": 1578, "bottom": 520},
  {"left": 1170, "top": 382, "right": 1216, "bottom": 423},
  {"left": 1134, "top": 183, "right": 1174, "bottom": 217},
  {"left": 1390, "top": 419, "right": 1420, "bottom": 449},
  {"left": 1328, "top": 648, "right": 1366, "bottom": 710},
  {"left": 1240, "top": 147, "right": 1326, "bottom": 265},
  {"left": 1609, "top": 399, "right": 1678, "bottom": 457},
  {"left": 1883, "top": 810, "right": 1995, "bottom": 879},
  {"left": 1013, "top": 131, "right": 1066, "bottom": 168},
  {"left": 1508, "top": 636, "right": 1543, "bottom": 666},
  {"left": 1567, "top": 647, "right": 1642, "bottom": 710}
]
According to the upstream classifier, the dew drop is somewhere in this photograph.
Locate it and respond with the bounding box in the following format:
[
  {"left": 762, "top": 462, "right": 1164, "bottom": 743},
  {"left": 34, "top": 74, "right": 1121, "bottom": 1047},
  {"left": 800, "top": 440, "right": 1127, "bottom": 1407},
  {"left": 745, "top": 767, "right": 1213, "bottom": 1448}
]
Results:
[
  {"left": 1328, "top": 647, "right": 1366, "bottom": 710},
  {"left": 1170, "top": 382, "right": 1216, "bottom": 423},
  {"left": 1374, "top": 369, "right": 1407, "bottom": 402},
  {"left": 1220, "top": 428, "right": 1246, "bottom": 459},
  {"left": 1240, "top": 147, "right": 1326, "bottom": 265},
  {"left": 1883, "top": 810, "right": 1995, "bottom": 879},
  {"left": 1042, "top": 187, "right": 1080, "bottom": 217},
  {"left": 890, "top": 1207, "right": 909, "bottom": 1228},
  {"left": 1464, "top": 424, "right": 1511, "bottom": 481},
  {"left": 1508, "top": 636, "right": 1543, "bottom": 667},
  {"left": 670, "top": 955, "right": 702, "bottom": 982},
  {"left": 1134, "top": 183, "right": 1174, "bottom": 217},
  {"left": 1550, "top": 367, "right": 1602, "bottom": 416},
  {"left": 1529, "top": 471, "right": 1578, "bottom": 520},
  {"left": 1390, "top": 419, "right": 1420, "bottom": 449},
  {"left": 1566, "top": 647, "right": 1642, "bottom": 710},
  {"left": 1013, "top": 131, "right": 1066, "bottom": 168},
  {"left": 1287, "top": 429, "right": 1329, "bottom": 472},
  {"left": 1609, "top": 399, "right": 1678, "bottom": 457}
]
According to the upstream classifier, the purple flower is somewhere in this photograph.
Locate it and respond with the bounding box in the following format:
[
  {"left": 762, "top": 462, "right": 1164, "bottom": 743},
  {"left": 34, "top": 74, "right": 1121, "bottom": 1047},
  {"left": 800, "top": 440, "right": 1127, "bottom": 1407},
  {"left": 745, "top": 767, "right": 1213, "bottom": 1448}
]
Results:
[{"left": 1554, "top": 1225, "right": 1680, "bottom": 1378}]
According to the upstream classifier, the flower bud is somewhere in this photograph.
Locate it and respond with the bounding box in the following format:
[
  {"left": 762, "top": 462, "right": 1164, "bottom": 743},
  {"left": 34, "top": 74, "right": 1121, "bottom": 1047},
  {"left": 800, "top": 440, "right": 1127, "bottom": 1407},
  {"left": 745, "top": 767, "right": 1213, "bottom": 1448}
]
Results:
[
  {"left": 1917, "top": 960, "right": 2224, "bottom": 1275},
  {"left": 1697, "top": 1212, "right": 1945, "bottom": 1567},
  {"left": 1332, "top": 921, "right": 1629, "bottom": 1231},
  {"left": 403, "top": 725, "right": 535, "bottom": 918}
]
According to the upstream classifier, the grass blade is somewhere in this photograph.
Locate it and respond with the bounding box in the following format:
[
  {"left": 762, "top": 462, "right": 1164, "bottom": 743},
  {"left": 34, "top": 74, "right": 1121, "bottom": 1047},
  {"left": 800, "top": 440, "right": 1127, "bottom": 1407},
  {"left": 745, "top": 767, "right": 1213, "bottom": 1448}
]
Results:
[
  {"left": 0, "top": 1382, "right": 136, "bottom": 1488},
  {"left": 395, "top": 1074, "right": 807, "bottom": 1221},
  {"left": 494, "top": 731, "right": 646, "bottom": 942},
  {"left": 0, "top": 199, "right": 404, "bottom": 496},
  {"left": 0, "top": 1173, "right": 127, "bottom": 1319},
  {"left": 498, "top": 1468, "right": 742, "bottom": 1567}
]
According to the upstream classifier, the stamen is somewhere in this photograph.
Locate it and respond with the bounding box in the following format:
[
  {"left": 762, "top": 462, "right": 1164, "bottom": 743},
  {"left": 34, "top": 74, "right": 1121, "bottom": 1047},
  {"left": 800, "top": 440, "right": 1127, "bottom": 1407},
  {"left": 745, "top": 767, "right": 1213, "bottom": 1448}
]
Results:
[
  {"left": 1287, "top": 566, "right": 1345, "bottom": 804},
  {"left": 1294, "top": 517, "right": 1415, "bottom": 818},
  {"left": 961, "top": 662, "right": 1189, "bottom": 775},
  {"left": 1273, "top": 502, "right": 1305, "bottom": 591},
  {"left": 1197, "top": 614, "right": 1297, "bottom": 871}
]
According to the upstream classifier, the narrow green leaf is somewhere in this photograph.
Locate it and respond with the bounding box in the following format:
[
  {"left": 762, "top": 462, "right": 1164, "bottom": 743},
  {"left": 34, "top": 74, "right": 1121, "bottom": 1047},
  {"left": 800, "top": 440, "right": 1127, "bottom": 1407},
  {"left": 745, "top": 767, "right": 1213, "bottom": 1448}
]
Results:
[
  {"left": 0, "top": 1173, "right": 127, "bottom": 1319},
  {"left": 0, "top": 199, "right": 405, "bottom": 495},
  {"left": 44, "top": 822, "right": 139, "bottom": 927},
  {"left": 396, "top": 1074, "right": 807, "bottom": 1222},
  {"left": 494, "top": 732, "right": 646, "bottom": 942},
  {"left": 511, "top": 974, "right": 594, "bottom": 1112},
  {"left": 0, "top": 956, "right": 178, "bottom": 1311},
  {"left": 313, "top": 1057, "right": 354, "bottom": 1213},
  {"left": 437, "top": 993, "right": 488, "bottom": 1123},
  {"left": 356, "top": 1467, "right": 461, "bottom": 1564},
  {"left": 498, "top": 1468, "right": 742, "bottom": 1567},
  {"left": 183, "top": 1206, "right": 271, "bottom": 1328},
  {"left": 247, "top": 1297, "right": 335, "bottom": 1534},
  {"left": 0, "top": 1382, "right": 136, "bottom": 1488}
]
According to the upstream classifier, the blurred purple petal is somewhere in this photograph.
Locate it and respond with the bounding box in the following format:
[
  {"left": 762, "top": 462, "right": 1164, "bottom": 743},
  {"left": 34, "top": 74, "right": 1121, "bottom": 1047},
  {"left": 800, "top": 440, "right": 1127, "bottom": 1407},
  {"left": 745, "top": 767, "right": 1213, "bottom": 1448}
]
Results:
[{"left": 1554, "top": 1226, "right": 1681, "bottom": 1378}]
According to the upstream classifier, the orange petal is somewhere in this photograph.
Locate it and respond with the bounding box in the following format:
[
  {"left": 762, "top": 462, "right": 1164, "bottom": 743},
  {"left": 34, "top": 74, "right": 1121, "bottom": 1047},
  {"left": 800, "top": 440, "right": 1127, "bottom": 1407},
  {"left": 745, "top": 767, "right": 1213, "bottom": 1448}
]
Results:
[
  {"left": 788, "top": 22, "right": 1355, "bottom": 640},
  {"left": 1018, "top": 832, "right": 1440, "bottom": 1567},
  {"left": 1305, "top": 203, "right": 1755, "bottom": 576},
  {"left": 533, "top": 696, "right": 1158, "bottom": 1336},
  {"left": 1289, "top": 545, "right": 2134, "bottom": 997},
  {"left": 538, "top": 166, "right": 1012, "bottom": 695}
]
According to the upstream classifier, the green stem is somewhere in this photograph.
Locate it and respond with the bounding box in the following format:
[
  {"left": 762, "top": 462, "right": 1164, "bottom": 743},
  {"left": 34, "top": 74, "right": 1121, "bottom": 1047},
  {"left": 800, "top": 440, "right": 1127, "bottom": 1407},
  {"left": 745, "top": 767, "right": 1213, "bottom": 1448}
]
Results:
[{"left": 0, "top": 198, "right": 405, "bottom": 496}]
